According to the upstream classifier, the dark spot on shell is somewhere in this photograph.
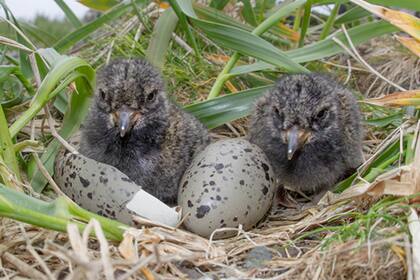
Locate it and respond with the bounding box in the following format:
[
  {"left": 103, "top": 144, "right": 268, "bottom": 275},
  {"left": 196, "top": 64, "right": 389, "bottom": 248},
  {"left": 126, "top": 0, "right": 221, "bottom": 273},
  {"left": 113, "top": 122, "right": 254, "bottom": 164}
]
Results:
[
  {"left": 239, "top": 180, "right": 245, "bottom": 186},
  {"left": 87, "top": 192, "right": 93, "bottom": 199},
  {"left": 69, "top": 172, "right": 76, "bottom": 179},
  {"left": 79, "top": 176, "right": 90, "bottom": 188},
  {"left": 262, "top": 186, "right": 268, "bottom": 195},
  {"left": 121, "top": 177, "right": 132, "bottom": 183},
  {"left": 100, "top": 171, "right": 105, "bottom": 175},
  {"left": 245, "top": 211, "right": 249, "bottom": 216},
  {"left": 224, "top": 197, "right": 228, "bottom": 200},
  {"left": 182, "top": 180, "right": 189, "bottom": 189},
  {"left": 232, "top": 155, "right": 238, "bottom": 160},
  {"left": 204, "top": 189, "right": 209, "bottom": 193},
  {"left": 209, "top": 181, "right": 215, "bottom": 186},
  {"left": 265, "top": 173, "right": 270, "bottom": 181},
  {"left": 216, "top": 195, "right": 221, "bottom": 201},
  {"left": 220, "top": 219, "right": 224, "bottom": 224},
  {"left": 216, "top": 188, "right": 220, "bottom": 192},
  {"left": 187, "top": 200, "right": 193, "bottom": 208},
  {"left": 196, "top": 205, "right": 210, "bottom": 219},
  {"left": 233, "top": 216, "right": 238, "bottom": 222},
  {"left": 215, "top": 163, "right": 224, "bottom": 171},
  {"left": 244, "top": 148, "right": 253, "bottom": 152},
  {"left": 261, "top": 163, "right": 269, "bottom": 171},
  {"left": 99, "top": 176, "right": 108, "bottom": 184},
  {"left": 221, "top": 223, "right": 226, "bottom": 227}
]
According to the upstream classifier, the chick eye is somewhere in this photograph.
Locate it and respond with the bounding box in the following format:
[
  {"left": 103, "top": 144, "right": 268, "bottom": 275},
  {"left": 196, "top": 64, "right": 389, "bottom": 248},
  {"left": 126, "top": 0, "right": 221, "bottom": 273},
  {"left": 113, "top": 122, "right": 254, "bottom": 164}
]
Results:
[
  {"left": 147, "top": 90, "right": 157, "bottom": 102},
  {"left": 98, "top": 89, "right": 106, "bottom": 100},
  {"left": 314, "top": 108, "right": 329, "bottom": 122}
]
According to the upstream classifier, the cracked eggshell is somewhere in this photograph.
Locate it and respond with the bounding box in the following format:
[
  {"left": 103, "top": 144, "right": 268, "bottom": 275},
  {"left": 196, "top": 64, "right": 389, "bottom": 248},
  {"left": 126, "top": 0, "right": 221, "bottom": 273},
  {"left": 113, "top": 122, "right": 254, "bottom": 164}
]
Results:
[
  {"left": 54, "top": 135, "right": 181, "bottom": 227},
  {"left": 54, "top": 145, "right": 140, "bottom": 225},
  {"left": 178, "top": 138, "right": 276, "bottom": 239}
]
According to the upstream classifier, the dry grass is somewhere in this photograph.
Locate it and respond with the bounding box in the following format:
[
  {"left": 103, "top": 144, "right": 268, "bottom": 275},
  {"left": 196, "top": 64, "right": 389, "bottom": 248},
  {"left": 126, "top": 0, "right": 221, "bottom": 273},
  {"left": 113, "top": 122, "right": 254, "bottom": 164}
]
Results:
[{"left": 0, "top": 198, "right": 409, "bottom": 279}]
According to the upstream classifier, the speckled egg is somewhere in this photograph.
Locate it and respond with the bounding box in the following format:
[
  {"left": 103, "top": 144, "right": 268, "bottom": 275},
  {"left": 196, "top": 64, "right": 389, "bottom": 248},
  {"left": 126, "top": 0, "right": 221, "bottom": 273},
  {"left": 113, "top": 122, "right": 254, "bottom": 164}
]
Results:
[{"left": 178, "top": 138, "right": 276, "bottom": 239}]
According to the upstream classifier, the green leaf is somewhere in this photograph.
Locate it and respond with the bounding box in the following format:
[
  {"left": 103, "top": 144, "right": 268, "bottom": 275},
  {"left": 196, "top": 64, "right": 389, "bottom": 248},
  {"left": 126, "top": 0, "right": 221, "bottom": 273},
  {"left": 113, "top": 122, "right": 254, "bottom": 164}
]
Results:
[
  {"left": 194, "top": 4, "right": 291, "bottom": 45},
  {"left": 167, "top": 0, "right": 201, "bottom": 58},
  {"left": 78, "top": 0, "right": 120, "bottom": 11},
  {"left": 299, "top": 0, "right": 312, "bottom": 47},
  {"left": 334, "top": 6, "right": 370, "bottom": 25},
  {"left": 19, "top": 22, "right": 59, "bottom": 46},
  {"left": 22, "top": 51, "right": 95, "bottom": 192},
  {"left": 0, "top": 105, "right": 20, "bottom": 182},
  {"left": 54, "top": 0, "right": 82, "bottom": 28},
  {"left": 365, "top": 112, "right": 403, "bottom": 127},
  {"left": 146, "top": 8, "right": 178, "bottom": 69},
  {"left": 185, "top": 85, "right": 272, "bottom": 128},
  {"left": 0, "top": 184, "right": 126, "bottom": 241},
  {"left": 231, "top": 20, "right": 398, "bottom": 74},
  {"left": 194, "top": 20, "right": 308, "bottom": 73},
  {"left": 174, "top": 0, "right": 308, "bottom": 73},
  {"left": 209, "top": 0, "right": 230, "bottom": 10},
  {"left": 313, "top": 0, "right": 420, "bottom": 11},
  {"left": 240, "top": 0, "right": 258, "bottom": 26},
  {"left": 54, "top": 0, "right": 145, "bottom": 53},
  {"left": 10, "top": 53, "right": 95, "bottom": 137}
]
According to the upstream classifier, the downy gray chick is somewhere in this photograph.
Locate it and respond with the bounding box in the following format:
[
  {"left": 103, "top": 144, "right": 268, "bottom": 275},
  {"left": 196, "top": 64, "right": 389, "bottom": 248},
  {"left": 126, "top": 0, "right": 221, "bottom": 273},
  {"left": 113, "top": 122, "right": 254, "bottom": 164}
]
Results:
[
  {"left": 248, "top": 73, "right": 363, "bottom": 195},
  {"left": 80, "top": 59, "right": 210, "bottom": 204}
]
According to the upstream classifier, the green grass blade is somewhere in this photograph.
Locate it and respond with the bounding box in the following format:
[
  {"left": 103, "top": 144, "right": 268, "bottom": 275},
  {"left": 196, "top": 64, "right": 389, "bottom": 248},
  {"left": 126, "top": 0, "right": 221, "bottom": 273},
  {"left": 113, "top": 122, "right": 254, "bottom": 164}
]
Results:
[
  {"left": 185, "top": 85, "right": 272, "bottom": 128},
  {"left": 54, "top": 0, "right": 82, "bottom": 28},
  {"left": 231, "top": 20, "right": 398, "bottom": 74},
  {"left": 10, "top": 55, "right": 95, "bottom": 137},
  {"left": 0, "top": 184, "right": 126, "bottom": 241},
  {"left": 146, "top": 8, "right": 178, "bottom": 69},
  {"left": 319, "top": 3, "right": 339, "bottom": 40},
  {"left": 167, "top": 0, "right": 201, "bottom": 58},
  {"left": 194, "top": 4, "right": 291, "bottom": 45},
  {"left": 0, "top": 105, "right": 20, "bottom": 183},
  {"left": 241, "top": 0, "right": 258, "bottom": 26},
  {"left": 334, "top": 6, "right": 370, "bottom": 25},
  {"left": 193, "top": 20, "right": 308, "bottom": 73},
  {"left": 299, "top": 0, "right": 312, "bottom": 47},
  {"left": 19, "top": 22, "right": 59, "bottom": 46},
  {"left": 175, "top": 0, "right": 307, "bottom": 74},
  {"left": 209, "top": 0, "right": 230, "bottom": 10},
  {"left": 54, "top": 0, "right": 145, "bottom": 53},
  {"left": 313, "top": 0, "right": 420, "bottom": 11},
  {"left": 78, "top": 0, "right": 120, "bottom": 11},
  {"left": 21, "top": 52, "right": 95, "bottom": 192}
]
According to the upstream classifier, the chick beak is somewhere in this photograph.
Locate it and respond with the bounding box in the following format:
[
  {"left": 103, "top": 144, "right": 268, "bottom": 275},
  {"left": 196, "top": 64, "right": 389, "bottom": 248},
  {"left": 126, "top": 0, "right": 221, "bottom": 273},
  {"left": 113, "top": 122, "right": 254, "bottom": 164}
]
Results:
[
  {"left": 118, "top": 109, "right": 134, "bottom": 138},
  {"left": 286, "top": 126, "right": 310, "bottom": 160}
]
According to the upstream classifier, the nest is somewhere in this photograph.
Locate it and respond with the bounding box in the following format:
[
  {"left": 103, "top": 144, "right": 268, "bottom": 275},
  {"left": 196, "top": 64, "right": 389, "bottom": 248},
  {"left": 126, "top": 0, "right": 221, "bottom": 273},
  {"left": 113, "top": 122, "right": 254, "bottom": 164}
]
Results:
[{"left": 0, "top": 200, "right": 409, "bottom": 279}]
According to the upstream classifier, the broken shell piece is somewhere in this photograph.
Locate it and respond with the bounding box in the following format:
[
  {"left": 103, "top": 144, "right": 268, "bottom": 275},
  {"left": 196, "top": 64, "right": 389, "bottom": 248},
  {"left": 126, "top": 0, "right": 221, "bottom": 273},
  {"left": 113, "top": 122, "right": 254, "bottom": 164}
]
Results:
[{"left": 54, "top": 143, "right": 181, "bottom": 227}]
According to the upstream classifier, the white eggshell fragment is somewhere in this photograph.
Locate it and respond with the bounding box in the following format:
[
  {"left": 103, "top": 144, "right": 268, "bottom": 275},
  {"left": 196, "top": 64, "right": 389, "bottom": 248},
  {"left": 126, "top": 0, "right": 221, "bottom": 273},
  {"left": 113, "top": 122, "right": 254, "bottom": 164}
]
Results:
[{"left": 178, "top": 138, "right": 276, "bottom": 239}]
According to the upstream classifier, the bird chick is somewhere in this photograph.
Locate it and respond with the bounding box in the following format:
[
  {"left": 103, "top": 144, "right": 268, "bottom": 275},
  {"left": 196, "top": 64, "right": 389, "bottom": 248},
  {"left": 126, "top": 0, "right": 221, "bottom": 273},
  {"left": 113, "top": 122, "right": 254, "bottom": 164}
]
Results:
[
  {"left": 248, "top": 73, "right": 363, "bottom": 195},
  {"left": 79, "top": 59, "right": 210, "bottom": 205}
]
